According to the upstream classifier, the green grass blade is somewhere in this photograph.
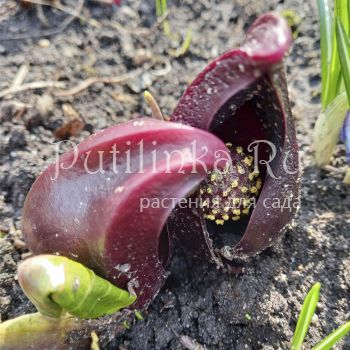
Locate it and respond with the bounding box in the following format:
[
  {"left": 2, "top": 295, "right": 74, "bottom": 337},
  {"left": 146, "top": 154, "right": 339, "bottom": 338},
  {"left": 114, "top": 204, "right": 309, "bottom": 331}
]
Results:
[
  {"left": 313, "top": 322, "right": 350, "bottom": 350},
  {"left": 335, "top": 0, "right": 350, "bottom": 95},
  {"left": 336, "top": 17, "right": 350, "bottom": 104},
  {"left": 161, "top": 0, "right": 167, "bottom": 15},
  {"left": 317, "top": 0, "right": 333, "bottom": 109},
  {"left": 290, "top": 283, "right": 321, "bottom": 350},
  {"left": 160, "top": 0, "right": 171, "bottom": 36},
  {"left": 168, "top": 28, "right": 192, "bottom": 57},
  {"left": 323, "top": 0, "right": 350, "bottom": 108},
  {"left": 180, "top": 28, "right": 192, "bottom": 55},
  {"left": 163, "top": 20, "right": 171, "bottom": 37},
  {"left": 348, "top": 0, "right": 350, "bottom": 33},
  {"left": 336, "top": 0, "right": 350, "bottom": 35},
  {"left": 155, "top": 0, "right": 162, "bottom": 17}
]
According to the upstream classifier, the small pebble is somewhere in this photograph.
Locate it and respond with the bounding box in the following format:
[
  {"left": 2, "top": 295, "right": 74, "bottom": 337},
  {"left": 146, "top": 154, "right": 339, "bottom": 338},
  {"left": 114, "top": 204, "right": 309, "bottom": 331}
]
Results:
[
  {"left": 38, "top": 39, "right": 50, "bottom": 48},
  {"left": 0, "top": 45, "right": 6, "bottom": 54}
]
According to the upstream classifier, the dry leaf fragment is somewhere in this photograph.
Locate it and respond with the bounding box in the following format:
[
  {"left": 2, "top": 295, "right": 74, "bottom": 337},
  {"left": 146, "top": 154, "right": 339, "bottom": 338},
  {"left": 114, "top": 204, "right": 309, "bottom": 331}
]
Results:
[
  {"left": 53, "top": 103, "right": 85, "bottom": 140},
  {"left": 180, "top": 335, "right": 206, "bottom": 350}
]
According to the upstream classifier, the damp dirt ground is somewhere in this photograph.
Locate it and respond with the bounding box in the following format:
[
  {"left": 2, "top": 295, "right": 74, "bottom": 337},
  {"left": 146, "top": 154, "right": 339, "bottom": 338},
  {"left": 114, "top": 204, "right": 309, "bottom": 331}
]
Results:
[{"left": 0, "top": 0, "right": 349, "bottom": 349}]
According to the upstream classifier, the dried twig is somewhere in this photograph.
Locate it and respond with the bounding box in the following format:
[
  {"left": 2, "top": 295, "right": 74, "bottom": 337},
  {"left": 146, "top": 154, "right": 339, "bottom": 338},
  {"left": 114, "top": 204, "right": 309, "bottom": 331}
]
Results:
[
  {"left": 0, "top": 81, "right": 66, "bottom": 99},
  {"left": 110, "top": 10, "right": 171, "bottom": 36},
  {"left": 3, "top": 100, "right": 32, "bottom": 109},
  {"left": 54, "top": 69, "right": 143, "bottom": 97},
  {"left": 54, "top": 56, "right": 171, "bottom": 98},
  {"left": 150, "top": 57, "right": 172, "bottom": 77},
  {"left": 0, "top": 59, "right": 168, "bottom": 99},
  {"left": 10, "top": 64, "right": 29, "bottom": 90}
]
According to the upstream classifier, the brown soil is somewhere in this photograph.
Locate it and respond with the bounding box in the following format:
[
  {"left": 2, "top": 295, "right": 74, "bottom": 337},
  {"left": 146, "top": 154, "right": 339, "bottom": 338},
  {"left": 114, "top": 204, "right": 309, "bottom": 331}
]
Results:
[{"left": 0, "top": 0, "right": 349, "bottom": 349}]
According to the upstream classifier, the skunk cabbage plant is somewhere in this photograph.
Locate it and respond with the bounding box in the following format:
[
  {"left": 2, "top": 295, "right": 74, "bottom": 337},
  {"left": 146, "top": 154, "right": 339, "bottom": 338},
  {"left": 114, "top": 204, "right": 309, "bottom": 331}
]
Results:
[
  {"left": 168, "top": 12, "right": 300, "bottom": 263},
  {"left": 20, "top": 12, "right": 299, "bottom": 315},
  {"left": 22, "top": 118, "right": 229, "bottom": 308}
]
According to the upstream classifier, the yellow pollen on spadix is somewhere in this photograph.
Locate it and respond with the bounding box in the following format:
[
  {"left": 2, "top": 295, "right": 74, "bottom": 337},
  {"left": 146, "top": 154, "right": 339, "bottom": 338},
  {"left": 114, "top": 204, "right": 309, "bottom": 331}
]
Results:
[{"left": 199, "top": 145, "right": 262, "bottom": 226}]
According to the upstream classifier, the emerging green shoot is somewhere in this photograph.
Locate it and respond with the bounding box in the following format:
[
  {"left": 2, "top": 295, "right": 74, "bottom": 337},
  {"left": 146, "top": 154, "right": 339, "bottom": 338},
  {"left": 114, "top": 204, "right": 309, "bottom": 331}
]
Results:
[
  {"left": 18, "top": 255, "right": 136, "bottom": 319},
  {"left": 291, "top": 283, "right": 321, "bottom": 350},
  {"left": 290, "top": 283, "right": 350, "bottom": 349},
  {"left": 155, "top": 0, "right": 171, "bottom": 36},
  {"left": 314, "top": 0, "right": 350, "bottom": 168},
  {"left": 245, "top": 313, "right": 252, "bottom": 321},
  {"left": 90, "top": 331, "right": 100, "bottom": 350},
  {"left": 168, "top": 28, "right": 192, "bottom": 57},
  {"left": 282, "top": 9, "right": 301, "bottom": 39},
  {"left": 334, "top": 14, "right": 350, "bottom": 184},
  {"left": 134, "top": 310, "right": 144, "bottom": 321},
  {"left": 154, "top": 0, "right": 192, "bottom": 57},
  {"left": 336, "top": 17, "right": 350, "bottom": 103},
  {"left": 313, "top": 322, "right": 350, "bottom": 350},
  {"left": 122, "top": 320, "right": 130, "bottom": 330},
  {"left": 318, "top": 0, "right": 350, "bottom": 109},
  {"left": 317, "top": 0, "right": 333, "bottom": 109}
]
